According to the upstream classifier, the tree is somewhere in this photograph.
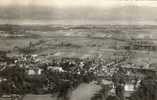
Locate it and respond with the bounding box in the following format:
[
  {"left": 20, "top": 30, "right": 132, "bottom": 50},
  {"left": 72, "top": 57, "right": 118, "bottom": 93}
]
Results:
[
  {"left": 0, "top": 66, "right": 28, "bottom": 95},
  {"left": 130, "top": 76, "right": 157, "bottom": 100},
  {"left": 14, "top": 41, "right": 37, "bottom": 55}
]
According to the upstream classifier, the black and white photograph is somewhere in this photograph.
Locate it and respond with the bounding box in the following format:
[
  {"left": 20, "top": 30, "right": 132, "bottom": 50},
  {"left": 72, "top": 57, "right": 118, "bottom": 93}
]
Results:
[{"left": 0, "top": 0, "right": 157, "bottom": 100}]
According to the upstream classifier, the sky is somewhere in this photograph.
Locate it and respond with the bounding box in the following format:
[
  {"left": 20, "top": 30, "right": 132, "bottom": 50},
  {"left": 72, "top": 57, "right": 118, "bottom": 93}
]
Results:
[
  {"left": 0, "top": 0, "right": 157, "bottom": 25},
  {"left": 0, "top": 0, "right": 157, "bottom": 8}
]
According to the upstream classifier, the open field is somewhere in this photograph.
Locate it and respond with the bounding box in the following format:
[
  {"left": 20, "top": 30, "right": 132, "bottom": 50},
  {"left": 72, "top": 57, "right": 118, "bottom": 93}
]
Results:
[{"left": 1, "top": 25, "right": 157, "bottom": 64}]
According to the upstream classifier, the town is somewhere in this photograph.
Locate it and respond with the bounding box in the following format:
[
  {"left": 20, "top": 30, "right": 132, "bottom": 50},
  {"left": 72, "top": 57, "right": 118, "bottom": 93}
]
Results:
[{"left": 0, "top": 40, "right": 156, "bottom": 100}]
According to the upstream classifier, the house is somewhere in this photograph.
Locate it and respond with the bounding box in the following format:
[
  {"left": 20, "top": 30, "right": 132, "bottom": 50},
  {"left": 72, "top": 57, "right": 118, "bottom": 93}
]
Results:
[
  {"left": 47, "top": 66, "right": 65, "bottom": 72},
  {"left": 124, "top": 84, "right": 135, "bottom": 92},
  {"left": 27, "top": 68, "right": 43, "bottom": 75}
]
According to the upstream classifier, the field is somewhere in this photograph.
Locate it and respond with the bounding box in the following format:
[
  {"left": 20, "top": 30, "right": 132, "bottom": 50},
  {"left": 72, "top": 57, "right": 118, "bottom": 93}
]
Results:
[{"left": 1, "top": 24, "right": 157, "bottom": 65}]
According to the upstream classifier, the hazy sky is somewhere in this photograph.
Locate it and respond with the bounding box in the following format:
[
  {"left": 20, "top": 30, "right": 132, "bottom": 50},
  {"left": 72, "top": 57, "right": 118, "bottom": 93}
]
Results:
[
  {"left": 0, "top": 0, "right": 157, "bottom": 8},
  {"left": 1, "top": 0, "right": 157, "bottom": 25}
]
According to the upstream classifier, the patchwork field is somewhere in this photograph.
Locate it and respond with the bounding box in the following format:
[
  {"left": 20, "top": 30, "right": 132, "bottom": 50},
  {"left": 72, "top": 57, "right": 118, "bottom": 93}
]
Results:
[{"left": 1, "top": 25, "right": 157, "bottom": 65}]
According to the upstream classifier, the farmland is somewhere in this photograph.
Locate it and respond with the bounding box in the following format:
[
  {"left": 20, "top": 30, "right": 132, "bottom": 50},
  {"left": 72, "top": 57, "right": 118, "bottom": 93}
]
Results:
[{"left": 0, "top": 25, "right": 157, "bottom": 64}]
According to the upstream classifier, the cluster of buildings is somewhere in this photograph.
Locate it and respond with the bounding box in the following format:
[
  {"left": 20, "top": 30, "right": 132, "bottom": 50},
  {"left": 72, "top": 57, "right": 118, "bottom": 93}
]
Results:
[{"left": 0, "top": 50, "right": 156, "bottom": 100}]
